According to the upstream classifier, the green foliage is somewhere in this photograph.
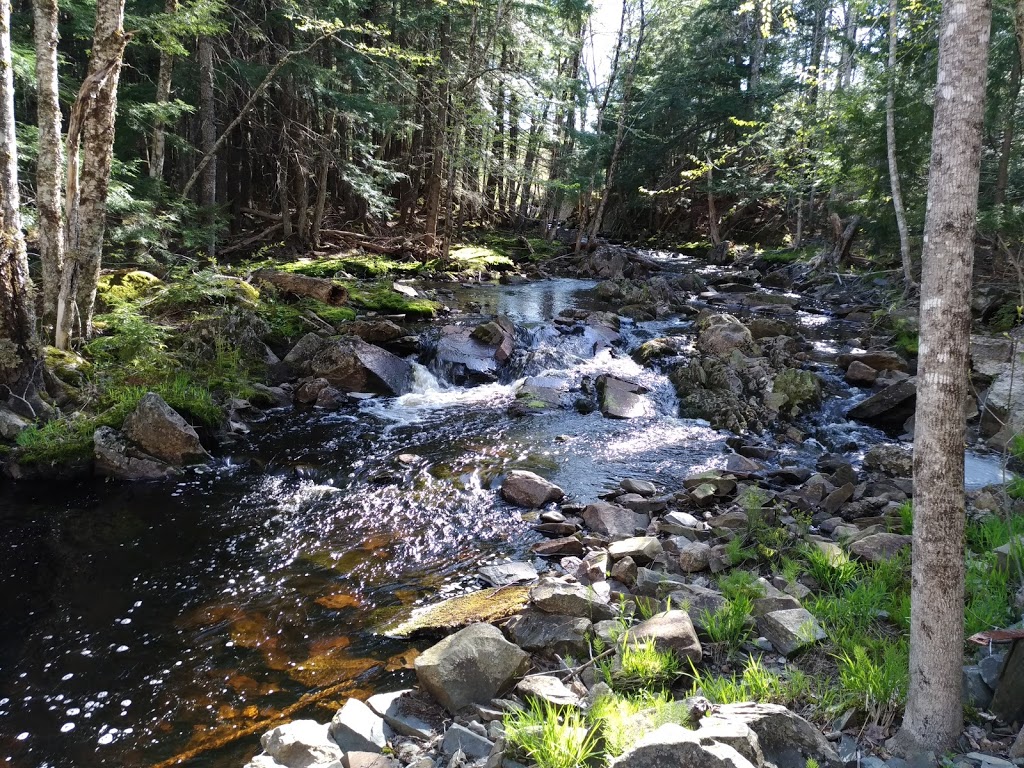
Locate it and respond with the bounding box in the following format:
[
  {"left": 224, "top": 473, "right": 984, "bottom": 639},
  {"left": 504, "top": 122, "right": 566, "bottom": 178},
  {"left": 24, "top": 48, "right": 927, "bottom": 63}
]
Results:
[
  {"left": 989, "top": 304, "right": 1022, "bottom": 332},
  {"left": 701, "top": 595, "right": 753, "bottom": 653},
  {"left": 717, "top": 569, "right": 765, "bottom": 602},
  {"left": 346, "top": 282, "right": 439, "bottom": 318},
  {"left": 145, "top": 268, "right": 260, "bottom": 316},
  {"left": 802, "top": 543, "right": 859, "bottom": 594},
  {"left": 588, "top": 690, "right": 675, "bottom": 756},
  {"left": 504, "top": 699, "right": 602, "bottom": 768},
  {"left": 897, "top": 501, "right": 914, "bottom": 534},
  {"left": 836, "top": 642, "right": 908, "bottom": 727},
  {"left": 689, "top": 656, "right": 816, "bottom": 708},
  {"left": 602, "top": 637, "right": 683, "bottom": 691},
  {"left": 278, "top": 254, "right": 424, "bottom": 279}
]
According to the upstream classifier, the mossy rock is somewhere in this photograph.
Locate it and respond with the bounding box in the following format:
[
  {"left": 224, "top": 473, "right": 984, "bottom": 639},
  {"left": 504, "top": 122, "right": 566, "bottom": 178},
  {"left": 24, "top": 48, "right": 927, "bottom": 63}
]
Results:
[
  {"left": 771, "top": 368, "right": 822, "bottom": 415},
  {"left": 97, "top": 270, "right": 163, "bottom": 309},
  {"left": 381, "top": 586, "right": 531, "bottom": 638},
  {"left": 44, "top": 346, "right": 93, "bottom": 387}
]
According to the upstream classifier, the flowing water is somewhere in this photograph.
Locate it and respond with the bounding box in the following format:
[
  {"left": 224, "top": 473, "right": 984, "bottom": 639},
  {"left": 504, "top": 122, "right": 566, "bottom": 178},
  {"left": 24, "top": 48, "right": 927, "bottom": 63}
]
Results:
[{"left": 0, "top": 263, "right": 1008, "bottom": 768}]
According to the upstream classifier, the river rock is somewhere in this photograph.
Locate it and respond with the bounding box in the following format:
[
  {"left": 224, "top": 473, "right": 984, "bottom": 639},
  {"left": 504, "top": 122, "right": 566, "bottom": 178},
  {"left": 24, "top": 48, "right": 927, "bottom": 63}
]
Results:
[
  {"left": 846, "top": 378, "right": 917, "bottom": 427},
  {"left": 533, "top": 536, "right": 584, "bottom": 557},
  {"left": 122, "top": 392, "right": 209, "bottom": 465},
  {"left": 345, "top": 319, "right": 404, "bottom": 344},
  {"left": 971, "top": 335, "right": 1015, "bottom": 377},
  {"left": 500, "top": 470, "right": 564, "bottom": 508},
  {"left": 608, "top": 536, "right": 663, "bottom": 565},
  {"left": 329, "top": 698, "right": 389, "bottom": 753},
  {"left": 610, "top": 723, "right": 757, "bottom": 768},
  {"left": 845, "top": 361, "right": 878, "bottom": 385},
  {"left": 837, "top": 350, "right": 908, "bottom": 373},
  {"left": 981, "top": 363, "right": 1024, "bottom": 444},
  {"left": 671, "top": 351, "right": 776, "bottom": 434},
  {"left": 441, "top": 723, "right": 494, "bottom": 759},
  {"left": 516, "top": 674, "right": 581, "bottom": 707},
  {"left": 478, "top": 561, "right": 538, "bottom": 587},
  {"left": 260, "top": 720, "right": 344, "bottom": 768},
  {"left": 863, "top": 444, "right": 913, "bottom": 477},
  {"left": 678, "top": 541, "right": 712, "bottom": 573},
  {"left": 529, "top": 580, "right": 616, "bottom": 620},
  {"left": 698, "top": 314, "right": 759, "bottom": 358},
  {"left": 627, "top": 610, "right": 702, "bottom": 662},
  {"left": 505, "top": 607, "right": 592, "bottom": 657},
  {"left": 771, "top": 368, "right": 822, "bottom": 416},
  {"left": 756, "top": 608, "right": 826, "bottom": 657},
  {"left": 583, "top": 501, "right": 645, "bottom": 538},
  {"left": 365, "top": 690, "right": 437, "bottom": 740},
  {"left": 0, "top": 406, "right": 28, "bottom": 439},
  {"left": 414, "top": 623, "right": 529, "bottom": 712},
  {"left": 94, "top": 426, "right": 179, "bottom": 480},
  {"left": 345, "top": 753, "right": 397, "bottom": 768},
  {"left": 598, "top": 375, "right": 648, "bottom": 419},
  {"left": 667, "top": 584, "right": 728, "bottom": 624},
  {"left": 283, "top": 332, "right": 329, "bottom": 375},
  {"left": 699, "top": 703, "right": 842, "bottom": 768},
  {"left": 310, "top": 336, "right": 413, "bottom": 396},
  {"left": 431, "top": 320, "right": 514, "bottom": 385},
  {"left": 621, "top": 478, "right": 658, "bottom": 496},
  {"left": 849, "top": 532, "right": 911, "bottom": 562}
]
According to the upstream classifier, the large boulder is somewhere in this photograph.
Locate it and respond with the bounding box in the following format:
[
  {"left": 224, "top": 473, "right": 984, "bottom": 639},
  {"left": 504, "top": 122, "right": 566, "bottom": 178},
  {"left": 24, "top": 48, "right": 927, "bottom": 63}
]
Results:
[
  {"left": 770, "top": 369, "right": 821, "bottom": 417},
  {"left": 500, "top": 470, "right": 564, "bottom": 508},
  {"left": 122, "top": 392, "right": 209, "bottom": 465},
  {"left": 837, "top": 350, "right": 908, "bottom": 373},
  {"left": 863, "top": 444, "right": 913, "bottom": 477},
  {"left": 598, "top": 375, "right": 649, "bottom": 419},
  {"left": 671, "top": 353, "right": 775, "bottom": 434},
  {"left": 93, "top": 426, "right": 178, "bottom": 481},
  {"left": 697, "top": 315, "right": 759, "bottom": 358},
  {"left": 430, "top": 319, "right": 515, "bottom": 385},
  {"left": 413, "top": 623, "right": 529, "bottom": 712},
  {"left": 848, "top": 532, "right": 911, "bottom": 563},
  {"left": 583, "top": 501, "right": 646, "bottom": 538},
  {"left": 699, "top": 703, "right": 841, "bottom": 768},
  {"left": 329, "top": 698, "right": 389, "bottom": 753},
  {"left": 981, "top": 363, "right": 1024, "bottom": 444},
  {"left": 505, "top": 607, "right": 592, "bottom": 658},
  {"left": 529, "top": 580, "right": 616, "bottom": 620},
  {"left": 846, "top": 378, "right": 917, "bottom": 428},
  {"left": 310, "top": 336, "right": 413, "bottom": 395},
  {"left": 283, "top": 332, "right": 329, "bottom": 376}
]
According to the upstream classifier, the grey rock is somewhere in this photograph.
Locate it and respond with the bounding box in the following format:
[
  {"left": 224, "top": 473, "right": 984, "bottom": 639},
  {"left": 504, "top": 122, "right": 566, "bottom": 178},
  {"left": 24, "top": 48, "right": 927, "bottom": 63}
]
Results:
[
  {"left": 995, "top": 536, "right": 1024, "bottom": 572},
  {"left": 262, "top": 719, "right": 344, "bottom": 768},
  {"left": 963, "top": 665, "right": 994, "bottom": 709},
  {"left": 699, "top": 314, "right": 759, "bottom": 358},
  {"left": 756, "top": 608, "right": 826, "bottom": 657},
  {"left": 365, "top": 690, "right": 436, "bottom": 741},
  {"left": 847, "top": 379, "right": 917, "bottom": 427},
  {"left": 666, "top": 585, "right": 728, "bottom": 626},
  {"left": 609, "top": 537, "right": 663, "bottom": 565},
  {"left": 0, "top": 406, "right": 29, "bottom": 439},
  {"left": 529, "top": 580, "right": 616, "bottom": 620},
  {"left": 505, "top": 607, "right": 592, "bottom": 657},
  {"left": 849, "top": 532, "right": 912, "bottom": 563},
  {"left": 123, "top": 392, "right": 209, "bottom": 465},
  {"left": 311, "top": 336, "right": 413, "bottom": 396},
  {"left": 611, "top": 555, "right": 638, "bottom": 586},
  {"left": 609, "top": 723, "right": 758, "bottom": 768},
  {"left": 94, "top": 426, "right": 178, "bottom": 481},
  {"left": 515, "top": 675, "right": 581, "bottom": 707},
  {"left": 864, "top": 444, "right": 914, "bottom": 477},
  {"left": 478, "top": 561, "right": 539, "bottom": 587},
  {"left": 345, "top": 753, "right": 398, "bottom": 768},
  {"left": 442, "top": 723, "right": 494, "bottom": 759},
  {"left": 979, "top": 652, "right": 1007, "bottom": 689},
  {"left": 621, "top": 478, "right": 658, "bottom": 496},
  {"left": 345, "top": 319, "right": 404, "bottom": 344},
  {"left": 846, "top": 361, "right": 878, "bottom": 385},
  {"left": 678, "top": 541, "right": 712, "bottom": 573},
  {"left": 432, "top": 321, "right": 514, "bottom": 385},
  {"left": 627, "top": 610, "right": 702, "bottom": 662},
  {"left": 329, "top": 698, "right": 389, "bottom": 753},
  {"left": 751, "top": 594, "right": 801, "bottom": 617},
  {"left": 837, "top": 350, "right": 909, "bottom": 373},
  {"left": 583, "top": 501, "right": 646, "bottom": 538},
  {"left": 500, "top": 470, "right": 565, "bottom": 508},
  {"left": 284, "top": 332, "right": 329, "bottom": 375},
  {"left": 599, "top": 376, "right": 649, "bottom": 419},
  {"left": 699, "top": 702, "right": 841, "bottom": 768},
  {"left": 414, "top": 624, "right": 529, "bottom": 712}
]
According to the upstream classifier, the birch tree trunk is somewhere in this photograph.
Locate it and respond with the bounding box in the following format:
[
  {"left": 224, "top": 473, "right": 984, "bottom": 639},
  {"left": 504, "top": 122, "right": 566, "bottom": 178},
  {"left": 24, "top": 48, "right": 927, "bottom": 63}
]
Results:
[
  {"left": 893, "top": 0, "right": 991, "bottom": 752},
  {"left": 33, "top": 0, "right": 64, "bottom": 332},
  {"left": 199, "top": 34, "right": 217, "bottom": 259},
  {"left": 1, "top": 0, "right": 45, "bottom": 415},
  {"left": 885, "top": 0, "right": 915, "bottom": 292},
  {"left": 149, "top": 0, "right": 177, "bottom": 180},
  {"left": 56, "top": 0, "right": 128, "bottom": 348},
  {"left": 838, "top": 0, "right": 857, "bottom": 90}
]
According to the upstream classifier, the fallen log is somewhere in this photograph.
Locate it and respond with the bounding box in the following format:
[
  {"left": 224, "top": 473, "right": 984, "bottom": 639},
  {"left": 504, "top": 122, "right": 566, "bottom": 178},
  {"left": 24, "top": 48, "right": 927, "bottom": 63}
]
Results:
[{"left": 252, "top": 269, "right": 349, "bottom": 306}]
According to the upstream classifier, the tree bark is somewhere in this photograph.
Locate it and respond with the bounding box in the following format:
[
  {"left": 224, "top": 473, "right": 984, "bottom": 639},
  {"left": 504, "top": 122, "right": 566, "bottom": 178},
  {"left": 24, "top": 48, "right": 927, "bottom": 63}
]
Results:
[
  {"left": 32, "top": 0, "right": 64, "bottom": 332},
  {"left": 56, "top": 0, "right": 127, "bottom": 348},
  {"left": 838, "top": 0, "right": 857, "bottom": 90},
  {"left": 252, "top": 269, "right": 349, "bottom": 305},
  {"left": 994, "top": 0, "right": 1024, "bottom": 210},
  {"left": 885, "top": 0, "right": 916, "bottom": 292},
  {"left": 893, "top": 0, "right": 992, "bottom": 753},
  {"left": 149, "top": 0, "right": 177, "bottom": 181},
  {"left": 311, "top": 111, "right": 336, "bottom": 248},
  {"left": 423, "top": 13, "right": 452, "bottom": 249},
  {"left": 1, "top": 0, "right": 46, "bottom": 415},
  {"left": 199, "top": 34, "right": 217, "bottom": 259}
]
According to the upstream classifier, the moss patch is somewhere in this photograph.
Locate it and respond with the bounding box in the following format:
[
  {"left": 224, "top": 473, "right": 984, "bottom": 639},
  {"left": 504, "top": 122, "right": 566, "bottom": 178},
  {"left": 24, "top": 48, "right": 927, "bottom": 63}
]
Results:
[
  {"left": 449, "top": 245, "right": 516, "bottom": 271},
  {"left": 346, "top": 282, "right": 439, "bottom": 319},
  {"left": 382, "top": 586, "right": 531, "bottom": 638},
  {"left": 278, "top": 252, "right": 425, "bottom": 279},
  {"left": 97, "top": 270, "right": 164, "bottom": 309}
]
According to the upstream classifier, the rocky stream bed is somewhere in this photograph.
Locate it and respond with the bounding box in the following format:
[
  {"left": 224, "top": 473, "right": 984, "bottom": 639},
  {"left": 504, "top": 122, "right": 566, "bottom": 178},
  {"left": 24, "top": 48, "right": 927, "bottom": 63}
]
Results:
[{"left": 2, "top": 245, "right": 1023, "bottom": 768}]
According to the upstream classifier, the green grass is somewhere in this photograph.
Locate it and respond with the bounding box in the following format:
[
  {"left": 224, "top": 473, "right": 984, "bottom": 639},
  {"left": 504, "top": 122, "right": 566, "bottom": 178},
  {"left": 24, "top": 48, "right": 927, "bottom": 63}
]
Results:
[
  {"left": 448, "top": 244, "right": 516, "bottom": 271},
  {"left": 602, "top": 637, "right": 683, "bottom": 692},
  {"left": 897, "top": 501, "right": 913, "bottom": 534},
  {"left": 689, "top": 656, "right": 819, "bottom": 708},
  {"left": 836, "top": 642, "right": 908, "bottom": 728},
  {"left": 504, "top": 699, "right": 602, "bottom": 768},
  {"left": 802, "top": 543, "right": 859, "bottom": 594},
  {"left": 588, "top": 690, "right": 676, "bottom": 756},
  {"left": 701, "top": 595, "right": 753, "bottom": 653}
]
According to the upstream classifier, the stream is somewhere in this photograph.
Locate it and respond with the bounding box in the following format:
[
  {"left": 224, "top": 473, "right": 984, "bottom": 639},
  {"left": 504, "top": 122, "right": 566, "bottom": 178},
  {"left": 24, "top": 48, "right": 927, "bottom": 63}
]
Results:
[{"left": 0, "top": 256, "right": 1009, "bottom": 767}]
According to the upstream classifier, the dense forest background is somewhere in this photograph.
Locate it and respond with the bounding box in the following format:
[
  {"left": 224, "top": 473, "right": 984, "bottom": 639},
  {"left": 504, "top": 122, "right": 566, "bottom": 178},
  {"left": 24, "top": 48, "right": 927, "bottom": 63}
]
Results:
[{"left": 5, "top": 0, "right": 1021, "bottom": 270}]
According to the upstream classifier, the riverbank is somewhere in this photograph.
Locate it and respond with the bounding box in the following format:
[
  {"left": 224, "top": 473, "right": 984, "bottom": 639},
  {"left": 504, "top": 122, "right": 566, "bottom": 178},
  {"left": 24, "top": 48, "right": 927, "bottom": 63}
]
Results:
[{"left": 1, "top": 235, "right": 1023, "bottom": 767}]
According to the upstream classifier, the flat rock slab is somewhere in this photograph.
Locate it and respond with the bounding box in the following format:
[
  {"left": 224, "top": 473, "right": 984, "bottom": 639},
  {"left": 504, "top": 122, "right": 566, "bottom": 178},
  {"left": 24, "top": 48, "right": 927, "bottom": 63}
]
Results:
[
  {"left": 699, "top": 702, "right": 842, "bottom": 768},
  {"left": 329, "top": 698, "right": 389, "bottom": 753},
  {"left": 261, "top": 719, "right": 344, "bottom": 768},
  {"left": 442, "top": 723, "right": 494, "bottom": 759},
  {"left": 529, "top": 581, "right": 616, "bottom": 620},
  {"left": 505, "top": 607, "right": 592, "bottom": 658},
  {"left": 365, "top": 689, "right": 440, "bottom": 740},
  {"left": 610, "top": 723, "right": 757, "bottom": 768},
  {"left": 846, "top": 378, "right": 917, "bottom": 426},
  {"left": 382, "top": 586, "right": 530, "bottom": 638},
  {"left": 849, "top": 532, "right": 911, "bottom": 563},
  {"left": 515, "top": 674, "right": 581, "bottom": 707},
  {"left": 608, "top": 536, "right": 663, "bottom": 565},
  {"left": 583, "top": 501, "right": 646, "bottom": 538},
  {"left": 757, "top": 608, "right": 826, "bottom": 657},
  {"left": 478, "top": 561, "right": 539, "bottom": 587},
  {"left": 627, "top": 610, "right": 702, "bottom": 662},
  {"left": 345, "top": 752, "right": 399, "bottom": 768}
]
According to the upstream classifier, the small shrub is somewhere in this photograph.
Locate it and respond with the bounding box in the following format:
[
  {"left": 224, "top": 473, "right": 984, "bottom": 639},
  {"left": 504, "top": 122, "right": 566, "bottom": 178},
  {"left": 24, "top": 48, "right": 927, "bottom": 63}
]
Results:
[
  {"left": 504, "top": 699, "right": 602, "bottom": 768},
  {"left": 603, "top": 638, "right": 682, "bottom": 691},
  {"left": 588, "top": 690, "right": 673, "bottom": 756}
]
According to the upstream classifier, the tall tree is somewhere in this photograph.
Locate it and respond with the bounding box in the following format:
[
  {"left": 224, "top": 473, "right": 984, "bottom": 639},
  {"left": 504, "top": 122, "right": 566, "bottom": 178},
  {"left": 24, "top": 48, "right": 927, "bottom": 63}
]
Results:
[
  {"left": 0, "top": 0, "right": 45, "bottom": 416},
  {"left": 885, "top": 0, "right": 915, "bottom": 292},
  {"left": 893, "top": 0, "right": 992, "bottom": 752},
  {"left": 32, "top": 0, "right": 64, "bottom": 331},
  {"left": 56, "top": 0, "right": 128, "bottom": 348}
]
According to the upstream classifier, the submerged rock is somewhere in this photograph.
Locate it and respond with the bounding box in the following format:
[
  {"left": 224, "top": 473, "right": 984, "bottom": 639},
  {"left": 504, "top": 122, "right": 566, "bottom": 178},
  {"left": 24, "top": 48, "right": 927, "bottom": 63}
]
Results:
[
  {"left": 414, "top": 623, "right": 529, "bottom": 712},
  {"left": 382, "top": 586, "right": 530, "bottom": 638}
]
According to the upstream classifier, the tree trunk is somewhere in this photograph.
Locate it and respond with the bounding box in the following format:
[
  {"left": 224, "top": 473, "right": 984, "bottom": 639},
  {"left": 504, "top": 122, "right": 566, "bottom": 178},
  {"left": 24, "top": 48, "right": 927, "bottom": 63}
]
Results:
[
  {"left": 149, "top": 0, "right": 177, "bottom": 180},
  {"left": 56, "top": 0, "right": 127, "bottom": 348},
  {"left": 893, "top": 0, "right": 992, "bottom": 753},
  {"left": 198, "top": 34, "right": 217, "bottom": 259},
  {"left": 33, "top": 0, "right": 64, "bottom": 333},
  {"left": 995, "top": 0, "right": 1024, "bottom": 210},
  {"left": 311, "top": 111, "right": 336, "bottom": 248},
  {"left": 885, "top": 0, "right": 915, "bottom": 291},
  {"left": 279, "top": 143, "right": 292, "bottom": 239},
  {"left": 423, "top": 13, "right": 452, "bottom": 249},
  {"left": 516, "top": 101, "right": 550, "bottom": 228},
  {"left": 749, "top": 0, "right": 764, "bottom": 100},
  {"left": 838, "top": 0, "right": 857, "bottom": 90},
  {"left": 807, "top": 0, "right": 827, "bottom": 107},
  {"left": 1, "top": 0, "right": 46, "bottom": 415}
]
